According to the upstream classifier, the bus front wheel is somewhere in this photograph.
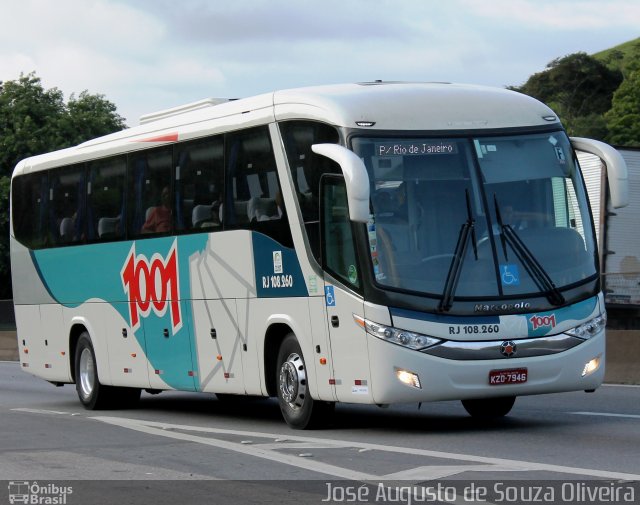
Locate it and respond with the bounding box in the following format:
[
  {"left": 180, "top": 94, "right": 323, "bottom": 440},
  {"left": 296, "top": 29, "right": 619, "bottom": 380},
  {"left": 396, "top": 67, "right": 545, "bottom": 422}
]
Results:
[
  {"left": 276, "top": 333, "right": 333, "bottom": 429},
  {"left": 461, "top": 396, "right": 516, "bottom": 419}
]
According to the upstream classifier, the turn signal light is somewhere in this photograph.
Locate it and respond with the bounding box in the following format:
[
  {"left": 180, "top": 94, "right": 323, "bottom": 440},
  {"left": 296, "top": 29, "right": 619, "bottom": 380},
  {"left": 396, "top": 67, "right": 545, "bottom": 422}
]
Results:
[
  {"left": 395, "top": 368, "right": 422, "bottom": 389},
  {"left": 582, "top": 355, "right": 602, "bottom": 377}
]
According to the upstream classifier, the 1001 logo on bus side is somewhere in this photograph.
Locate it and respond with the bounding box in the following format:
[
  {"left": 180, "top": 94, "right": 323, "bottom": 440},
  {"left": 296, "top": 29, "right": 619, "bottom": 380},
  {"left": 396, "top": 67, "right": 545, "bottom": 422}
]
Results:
[{"left": 121, "top": 240, "right": 182, "bottom": 334}]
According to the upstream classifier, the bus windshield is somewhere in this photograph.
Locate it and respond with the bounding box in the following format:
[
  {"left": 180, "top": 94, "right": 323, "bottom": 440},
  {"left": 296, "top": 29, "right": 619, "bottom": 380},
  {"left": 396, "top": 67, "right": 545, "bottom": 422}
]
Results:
[{"left": 352, "top": 132, "right": 597, "bottom": 304}]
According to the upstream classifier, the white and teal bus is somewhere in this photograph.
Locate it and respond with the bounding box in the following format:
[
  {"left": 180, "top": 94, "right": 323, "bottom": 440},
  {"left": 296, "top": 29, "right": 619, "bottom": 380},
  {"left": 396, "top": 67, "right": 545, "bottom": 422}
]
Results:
[{"left": 10, "top": 82, "right": 628, "bottom": 428}]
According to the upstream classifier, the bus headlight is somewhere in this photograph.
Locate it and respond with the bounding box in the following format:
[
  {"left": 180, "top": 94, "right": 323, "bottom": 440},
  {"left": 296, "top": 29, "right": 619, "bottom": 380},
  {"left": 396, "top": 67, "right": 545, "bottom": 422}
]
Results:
[
  {"left": 566, "top": 313, "right": 607, "bottom": 340},
  {"left": 354, "top": 315, "right": 442, "bottom": 351}
]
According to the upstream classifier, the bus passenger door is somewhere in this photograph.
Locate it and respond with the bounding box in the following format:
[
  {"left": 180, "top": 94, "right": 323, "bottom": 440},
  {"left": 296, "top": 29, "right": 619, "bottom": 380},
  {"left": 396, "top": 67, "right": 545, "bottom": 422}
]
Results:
[
  {"left": 323, "top": 281, "right": 370, "bottom": 403},
  {"left": 321, "top": 176, "right": 372, "bottom": 403}
]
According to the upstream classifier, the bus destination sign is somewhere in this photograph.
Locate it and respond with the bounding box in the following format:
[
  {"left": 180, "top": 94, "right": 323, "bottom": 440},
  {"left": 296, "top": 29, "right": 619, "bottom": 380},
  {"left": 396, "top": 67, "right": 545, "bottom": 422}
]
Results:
[{"left": 375, "top": 141, "right": 458, "bottom": 156}]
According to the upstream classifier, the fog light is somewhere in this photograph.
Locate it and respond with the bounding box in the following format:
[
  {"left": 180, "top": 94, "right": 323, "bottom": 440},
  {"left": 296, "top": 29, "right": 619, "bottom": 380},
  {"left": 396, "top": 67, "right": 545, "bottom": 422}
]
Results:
[
  {"left": 395, "top": 368, "right": 421, "bottom": 389},
  {"left": 582, "top": 355, "right": 602, "bottom": 377}
]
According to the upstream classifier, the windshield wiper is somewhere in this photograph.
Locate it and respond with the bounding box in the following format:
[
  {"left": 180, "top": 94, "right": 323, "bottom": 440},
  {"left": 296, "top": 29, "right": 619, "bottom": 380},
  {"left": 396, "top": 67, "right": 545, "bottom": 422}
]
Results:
[
  {"left": 438, "top": 190, "right": 477, "bottom": 312},
  {"left": 493, "top": 195, "right": 509, "bottom": 260},
  {"left": 493, "top": 195, "right": 565, "bottom": 306}
]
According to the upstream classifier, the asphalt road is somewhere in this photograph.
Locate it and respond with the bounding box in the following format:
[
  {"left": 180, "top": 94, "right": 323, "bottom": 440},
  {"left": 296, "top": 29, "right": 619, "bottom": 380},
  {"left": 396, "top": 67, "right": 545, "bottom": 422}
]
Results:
[{"left": 1, "top": 361, "right": 639, "bottom": 504}]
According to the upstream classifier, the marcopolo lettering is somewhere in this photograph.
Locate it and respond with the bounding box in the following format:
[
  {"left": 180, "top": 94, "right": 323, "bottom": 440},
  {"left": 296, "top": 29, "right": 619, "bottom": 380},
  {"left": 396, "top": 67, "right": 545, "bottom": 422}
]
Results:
[
  {"left": 474, "top": 302, "right": 531, "bottom": 313},
  {"left": 121, "top": 240, "right": 182, "bottom": 334}
]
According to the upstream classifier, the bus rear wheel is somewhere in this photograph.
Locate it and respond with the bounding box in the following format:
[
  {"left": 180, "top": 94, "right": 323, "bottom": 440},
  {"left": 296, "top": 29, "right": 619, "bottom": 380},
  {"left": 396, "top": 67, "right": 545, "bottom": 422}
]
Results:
[
  {"left": 75, "top": 332, "right": 140, "bottom": 409},
  {"left": 461, "top": 396, "right": 516, "bottom": 419},
  {"left": 276, "top": 333, "right": 333, "bottom": 429}
]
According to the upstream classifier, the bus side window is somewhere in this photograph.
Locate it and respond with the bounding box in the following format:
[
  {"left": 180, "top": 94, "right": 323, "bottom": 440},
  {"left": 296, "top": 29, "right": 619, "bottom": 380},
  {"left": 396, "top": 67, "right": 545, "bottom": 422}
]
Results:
[
  {"left": 174, "top": 136, "right": 224, "bottom": 233},
  {"left": 128, "top": 147, "right": 173, "bottom": 237},
  {"left": 321, "top": 177, "right": 360, "bottom": 290},
  {"left": 49, "top": 165, "right": 86, "bottom": 246},
  {"left": 280, "top": 121, "right": 340, "bottom": 261},
  {"left": 87, "top": 156, "right": 126, "bottom": 242},
  {"left": 225, "top": 126, "right": 293, "bottom": 247},
  {"left": 12, "top": 172, "right": 49, "bottom": 249}
]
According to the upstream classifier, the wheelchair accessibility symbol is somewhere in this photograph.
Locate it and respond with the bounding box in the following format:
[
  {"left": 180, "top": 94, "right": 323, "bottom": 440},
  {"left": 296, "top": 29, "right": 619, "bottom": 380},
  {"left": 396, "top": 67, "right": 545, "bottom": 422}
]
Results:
[
  {"left": 325, "top": 286, "right": 336, "bottom": 307},
  {"left": 500, "top": 264, "right": 520, "bottom": 286}
]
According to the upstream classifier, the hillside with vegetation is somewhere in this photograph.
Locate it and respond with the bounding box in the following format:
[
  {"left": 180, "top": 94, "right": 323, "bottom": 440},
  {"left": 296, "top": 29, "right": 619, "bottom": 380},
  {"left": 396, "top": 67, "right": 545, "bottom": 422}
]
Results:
[
  {"left": 595, "top": 37, "right": 640, "bottom": 76},
  {"left": 510, "top": 37, "right": 640, "bottom": 147}
]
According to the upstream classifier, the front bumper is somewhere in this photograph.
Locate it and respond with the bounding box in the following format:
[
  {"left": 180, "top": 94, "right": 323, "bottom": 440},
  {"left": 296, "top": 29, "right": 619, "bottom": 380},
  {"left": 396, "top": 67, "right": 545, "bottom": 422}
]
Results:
[{"left": 367, "top": 330, "right": 605, "bottom": 404}]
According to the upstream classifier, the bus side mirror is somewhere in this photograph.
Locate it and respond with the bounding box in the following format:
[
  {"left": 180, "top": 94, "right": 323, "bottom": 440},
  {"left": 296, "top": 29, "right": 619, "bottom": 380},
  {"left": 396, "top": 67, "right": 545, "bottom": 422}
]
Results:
[
  {"left": 311, "top": 144, "right": 370, "bottom": 222},
  {"left": 571, "top": 137, "right": 628, "bottom": 209}
]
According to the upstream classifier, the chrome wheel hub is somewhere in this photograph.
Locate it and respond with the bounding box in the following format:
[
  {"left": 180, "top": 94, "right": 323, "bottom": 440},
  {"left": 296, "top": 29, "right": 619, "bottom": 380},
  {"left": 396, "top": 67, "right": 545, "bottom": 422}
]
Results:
[
  {"left": 279, "top": 352, "right": 307, "bottom": 409},
  {"left": 79, "top": 348, "right": 95, "bottom": 398}
]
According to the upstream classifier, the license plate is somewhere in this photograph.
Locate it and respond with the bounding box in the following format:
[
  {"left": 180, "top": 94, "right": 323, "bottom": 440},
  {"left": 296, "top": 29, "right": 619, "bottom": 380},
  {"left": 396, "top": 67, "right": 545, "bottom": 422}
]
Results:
[{"left": 489, "top": 368, "right": 528, "bottom": 385}]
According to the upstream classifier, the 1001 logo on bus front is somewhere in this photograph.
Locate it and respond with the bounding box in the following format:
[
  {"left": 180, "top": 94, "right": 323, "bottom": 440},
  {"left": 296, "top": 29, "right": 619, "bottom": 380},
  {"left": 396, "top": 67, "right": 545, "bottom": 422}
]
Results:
[
  {"left": 121, "top": 240, "right": 182, "bottom": 334},
  {"left": 529, "top": 314, "right": 556, "bottom": 331}
]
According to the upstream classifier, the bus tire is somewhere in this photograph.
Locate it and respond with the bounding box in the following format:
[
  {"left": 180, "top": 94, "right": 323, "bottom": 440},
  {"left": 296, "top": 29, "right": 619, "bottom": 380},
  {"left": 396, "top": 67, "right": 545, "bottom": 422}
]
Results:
[
  {"left": 75, "top": 332, "right": 113, "bottom": 409},
  {"left": 276, "top": 333, "right": 333, "bottom": 429},
  {"left": 75, "top": 332, "right": 140, "bottom": 410},
  {"left": 461, "top": 396, "right": 516, "bottom": 419}
]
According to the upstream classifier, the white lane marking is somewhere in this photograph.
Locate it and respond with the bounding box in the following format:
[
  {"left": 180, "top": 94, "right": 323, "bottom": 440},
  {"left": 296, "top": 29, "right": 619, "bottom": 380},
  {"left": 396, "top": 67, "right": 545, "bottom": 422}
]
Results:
[
  {"left": 93, "top": 416, "right": 373, "bottom": 481},
  {"left": 92, "top": 416, "right": 640, "bottom": 481},
  {"left": 257, "top": 442, "right": 352, "bottom": 451},
  {"left": 572, "top": 411, "right": 640, "bottom": 420},
  {"left": 381, "top": 464, "right": 520, "bottom": 480},
  {"left": 603, "top": 383, "right": 640, "bottom": 388},
  {"left": 11, "top": 408, "right": 70, "bottom": 415}
]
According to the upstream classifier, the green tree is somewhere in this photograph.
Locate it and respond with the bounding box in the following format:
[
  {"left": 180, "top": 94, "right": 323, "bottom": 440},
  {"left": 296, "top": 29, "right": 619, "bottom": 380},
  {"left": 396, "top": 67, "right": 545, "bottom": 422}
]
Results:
[
  {"left": 0, "top": 73, "right": 126, "bottom": 178},
  {"left": 63, "top": 90, "right": 126, "bottom": 146},
  {"left": 0, "top": 73, "right": 67, "bottom": 178},
  {"left": 0, "top": 72, "right": 125, "bottom": 299},
  {"left": 605, "top": 69, "right": 640, "bottom": 146},
  {"left": 511, "top": 52, "right": 623, "bottom": 139}
]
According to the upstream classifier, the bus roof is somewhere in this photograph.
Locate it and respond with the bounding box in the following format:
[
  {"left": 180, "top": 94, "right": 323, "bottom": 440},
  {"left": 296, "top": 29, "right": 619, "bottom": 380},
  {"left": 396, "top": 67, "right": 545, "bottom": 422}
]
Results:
[
  {"left": 273, "top": 82, "right": 559, "bottom": 131},
  {"left": 12, "top": 82, "right": 560, "bottom": 177}
]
